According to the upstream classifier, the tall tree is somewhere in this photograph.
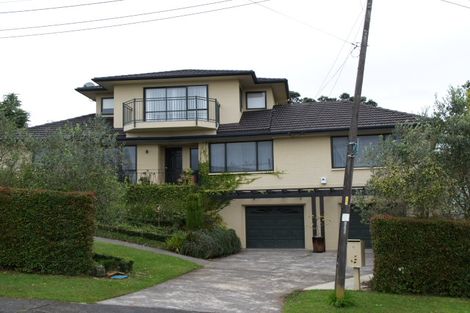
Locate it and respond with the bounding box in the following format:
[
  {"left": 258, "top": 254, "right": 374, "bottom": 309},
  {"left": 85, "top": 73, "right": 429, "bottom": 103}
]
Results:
[{"left": 0, "top": 93, "right": 29, "bottom": 128}]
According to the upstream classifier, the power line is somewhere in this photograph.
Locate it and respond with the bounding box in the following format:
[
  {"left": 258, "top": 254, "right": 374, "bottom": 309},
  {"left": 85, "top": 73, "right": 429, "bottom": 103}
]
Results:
[
  {"left": 327, "top": 46, "right": 358, "bottom": 97},
  {"left": 0, "top": 0, "right": 270, "bottom": 39},
  {"left": 440, "top": 0, "right": 470, "bottom": 9},
  {"left": 247, "top": 0, "right": 355, "bottom": 45},
  {"left": 0, "top": 0, "right": 123, "bottom": 14},
  {"left": 316, "top": 8, "right": 364, "bottom": 97},
  {"left": 0, "top": 0, "right": 234, "bottom": 32}
]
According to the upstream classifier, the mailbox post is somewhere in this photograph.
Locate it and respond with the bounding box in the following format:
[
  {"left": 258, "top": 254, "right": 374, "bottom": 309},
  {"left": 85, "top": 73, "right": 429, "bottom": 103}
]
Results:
[{"left": 347, "top": 239, "right": 365, "bottom": 290}]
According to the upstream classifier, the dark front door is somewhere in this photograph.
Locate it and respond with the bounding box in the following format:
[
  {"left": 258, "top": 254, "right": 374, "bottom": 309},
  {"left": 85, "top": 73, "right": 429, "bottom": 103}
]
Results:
[
  {"left": 165, "top": 147, "right": 182, "bottom": 183},
  {"left": 246, "top": 206, "right": 305, "bottom": 248}
]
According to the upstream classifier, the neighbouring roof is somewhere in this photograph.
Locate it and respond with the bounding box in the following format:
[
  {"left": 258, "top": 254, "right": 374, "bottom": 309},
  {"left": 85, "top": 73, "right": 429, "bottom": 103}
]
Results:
[
  {"left": 217, "top": 102, "right": 418, "bottom": 136},
  {"left": 29, "top": 102, "right": 417, "bottom": 140},
  {"left": 28, "top": 114, "right": 125, "bottom": 139}
]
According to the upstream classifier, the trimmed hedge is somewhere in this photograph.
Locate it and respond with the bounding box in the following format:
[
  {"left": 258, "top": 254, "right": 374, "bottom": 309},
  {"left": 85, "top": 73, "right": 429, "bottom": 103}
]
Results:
[
  {"left": 0, "top": 187, "right": 96, "bottom": 275},
  {"left": 97, "top": 223, "right": 169, "bottom": 242},
  {"left": 371, "top": 215, "right": 470, "bottom": 297},
  {"left": 125, "top": 184, "right": 194, "bottom": 226},
  {"left": 180, "top": 227, "right": 241, "bottom": 259}
]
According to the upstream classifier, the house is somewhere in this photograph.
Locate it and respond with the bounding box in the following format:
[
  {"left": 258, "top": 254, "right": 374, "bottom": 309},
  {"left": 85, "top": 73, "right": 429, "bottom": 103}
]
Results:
[{"left": 31, "top": 69, "right": 415, "bottom": 251}]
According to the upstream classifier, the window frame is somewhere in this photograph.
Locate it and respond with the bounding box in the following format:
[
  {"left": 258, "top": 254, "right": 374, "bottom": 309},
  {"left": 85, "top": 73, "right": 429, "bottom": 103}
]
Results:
[
  {"left": 143, "top": 85, "right": 209, "bottom": 121},
  {"left": 209, "top": 140, "right": 274, "bottom": 173},
  {"left": 190, "top": 147, "right": 199, "bottom": 172},
  {"left": 330, "top": 134, "right": 388, "bottom": 169},
  {"left": 122, "top": 145, "right": 137, "bottom": 183},
  {"left": 101, "top": 97, "right": 114, "bottom": 116},
  {"left": 246, "top": 91, "right": 267, "bottom": 110}
]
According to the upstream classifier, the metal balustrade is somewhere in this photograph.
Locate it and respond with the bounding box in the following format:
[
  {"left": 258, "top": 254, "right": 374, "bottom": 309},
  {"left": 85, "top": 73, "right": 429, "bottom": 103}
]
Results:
[{"left": 123, "top": 96, "right": 220, "bottom": 128}]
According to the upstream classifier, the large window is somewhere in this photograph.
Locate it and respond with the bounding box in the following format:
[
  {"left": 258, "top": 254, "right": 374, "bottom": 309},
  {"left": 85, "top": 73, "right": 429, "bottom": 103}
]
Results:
[
  {"left": 246, "top": 91, "right": 266, "bottom": 109},
  {"left": 332, "top": 135, "right": 384, "bottom": 168},
  {"left": 122, "top": 146, "right": 137, "bottom": 183},
  {"left": 210, "top": 141, "right": 273, "bottom": 173},
  {"left": 101, "top": 98, "right": 114, "bottom": 115},
  {"left": 145, "top": 86, "right": 208, "bottom": 121}
]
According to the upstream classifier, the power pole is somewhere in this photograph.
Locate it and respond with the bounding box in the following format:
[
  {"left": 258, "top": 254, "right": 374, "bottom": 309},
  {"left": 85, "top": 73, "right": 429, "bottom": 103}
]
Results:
[{"left": 334, "top": 0, "right": 374, "bottom": 300}]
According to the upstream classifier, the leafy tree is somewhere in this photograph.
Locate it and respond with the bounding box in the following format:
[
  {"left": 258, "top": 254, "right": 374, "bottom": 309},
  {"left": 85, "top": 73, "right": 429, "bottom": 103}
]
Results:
[
  {"left": 289, "top": 91, "right": 316, "bottom": 103},
  {"left": 21, "top": 117, "right": 125, "bottom": 222},
  {"left": 0, "top": 113, "right": 31, "bottom": 186},
  {"left": 0, "top": 93, "right": 29, "bottom": 128},
  {"left": 359, "top": 84, "right": 470, "bottom": 219}
]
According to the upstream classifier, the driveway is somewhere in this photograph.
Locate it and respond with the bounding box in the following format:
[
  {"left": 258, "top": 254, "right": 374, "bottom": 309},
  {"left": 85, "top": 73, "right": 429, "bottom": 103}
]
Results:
[{"left": 101, "top": 249, "right": 373, "bottom": 313}]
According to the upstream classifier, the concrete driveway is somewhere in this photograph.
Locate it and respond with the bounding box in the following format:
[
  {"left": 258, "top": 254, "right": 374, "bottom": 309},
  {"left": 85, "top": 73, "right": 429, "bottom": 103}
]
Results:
[{"left": 101, "top": 249, "right": 373, "bottom": 313}]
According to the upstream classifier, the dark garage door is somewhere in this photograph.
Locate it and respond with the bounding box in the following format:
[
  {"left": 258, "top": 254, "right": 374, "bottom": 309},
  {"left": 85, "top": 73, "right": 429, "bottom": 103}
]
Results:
[
  {"left": 348, "top": 209, "right": 372, "bottom": 248},
  {"left": 246, "top": 206, "right": 305, "bottom": 248}
]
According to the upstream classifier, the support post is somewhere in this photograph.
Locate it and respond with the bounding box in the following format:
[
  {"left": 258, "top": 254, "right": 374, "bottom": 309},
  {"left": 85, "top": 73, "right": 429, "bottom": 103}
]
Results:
[{"left": 335, "top": 0, "right": 374, "bottom": 300}]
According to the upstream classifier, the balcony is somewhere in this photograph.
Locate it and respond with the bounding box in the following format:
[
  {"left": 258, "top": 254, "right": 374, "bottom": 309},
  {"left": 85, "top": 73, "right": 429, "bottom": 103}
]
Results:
[{"left": 123, "top": 96, "right": 220, "bottom": 132}]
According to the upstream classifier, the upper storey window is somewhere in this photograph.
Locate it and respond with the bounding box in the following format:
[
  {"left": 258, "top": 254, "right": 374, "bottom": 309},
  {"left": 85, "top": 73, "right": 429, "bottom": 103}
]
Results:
[
  {"left": 101, "top": 98, "right": 114, "bottom": 115},
  {"left": 246, "top": 91, "right": 266, "bottom": 109},
  {"left": 144, "top": 86, "right": 208, "bottom": 121}
]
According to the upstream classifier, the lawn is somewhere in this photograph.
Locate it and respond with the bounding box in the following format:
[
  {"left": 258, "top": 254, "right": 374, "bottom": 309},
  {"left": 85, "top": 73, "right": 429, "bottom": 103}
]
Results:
[
  {"left": 0, "top": 241, "right": 201, "bottom": 303},
  {"left": 284, "top": 290, "right": 470, "bottom": 313}
]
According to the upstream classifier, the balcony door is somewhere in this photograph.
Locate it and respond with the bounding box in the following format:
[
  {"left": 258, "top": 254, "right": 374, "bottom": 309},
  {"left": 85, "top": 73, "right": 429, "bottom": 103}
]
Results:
[
  {"left": 165, "top": 147, "right": 182, "bottom": 184},
  {"left": 145, "top": 86, "right": 208, "bottom": 121}
]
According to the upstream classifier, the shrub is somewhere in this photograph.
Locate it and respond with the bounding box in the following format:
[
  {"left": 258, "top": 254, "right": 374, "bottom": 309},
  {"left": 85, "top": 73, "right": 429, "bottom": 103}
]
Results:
[
  {"left": 125, "top": 184, "right": 194, "bottom": 226},
  {"left": 97, "top": 223, "right": 169, "bottom": 242},
  {"left": 165, "top": 231, "right": 189, "bottom": 253},
  {"left": 0, "top": 187, "right": 96, "bottom": 275},
  {"left": 180, "top": 227, "right": 241, "bottom": 259},
  {"left": 185, "top": 193, "right": 204, "bottom": 230},
  {"left": 371, "top": 215, "right": 470, "bottom": 297}
]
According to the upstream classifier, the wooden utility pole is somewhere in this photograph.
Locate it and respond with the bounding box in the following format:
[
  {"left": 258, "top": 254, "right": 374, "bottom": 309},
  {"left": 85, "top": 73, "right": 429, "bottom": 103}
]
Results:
[{"left": 334, "top": 0, "right": 374, "bottom": 300}]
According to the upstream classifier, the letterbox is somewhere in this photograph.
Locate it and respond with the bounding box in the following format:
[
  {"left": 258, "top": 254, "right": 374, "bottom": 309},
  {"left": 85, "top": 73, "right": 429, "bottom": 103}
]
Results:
[{"left": 347, "top": 239, "right": 365, "bottom": 268}]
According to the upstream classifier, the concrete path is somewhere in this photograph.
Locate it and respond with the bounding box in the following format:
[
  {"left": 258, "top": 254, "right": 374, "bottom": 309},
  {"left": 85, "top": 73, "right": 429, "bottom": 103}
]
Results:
[
  {"left": 101, "top": 249, "right": 373, "bottom": 313},
  {"left": 0, "top": 298, "right": 206, "bottom": 313}
]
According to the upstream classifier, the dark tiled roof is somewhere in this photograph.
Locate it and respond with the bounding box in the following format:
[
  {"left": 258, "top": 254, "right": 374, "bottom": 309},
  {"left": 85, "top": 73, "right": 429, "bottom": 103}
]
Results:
[
  {"left": 92, "top": 69, "right": 288, "bottom": 85},
  {"left": 217, "top": 102, "right": 417, "bottom": 135},
  {"left": 75, "top": 85, "right": 107, "bottom": 92},
  {"left": 28, "top": 114, "right": 125, "bottom": 139}
]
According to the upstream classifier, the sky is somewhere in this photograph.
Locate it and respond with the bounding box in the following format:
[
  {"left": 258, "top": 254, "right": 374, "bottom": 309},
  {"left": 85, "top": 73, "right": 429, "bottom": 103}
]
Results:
[{"left": 0, "top": 0, "right": 469, "bottom": 126}]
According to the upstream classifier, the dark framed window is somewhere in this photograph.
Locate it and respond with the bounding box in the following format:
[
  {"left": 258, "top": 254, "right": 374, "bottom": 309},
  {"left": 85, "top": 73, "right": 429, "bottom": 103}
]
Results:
[
  {"left": 122, "top": 146, "right": 137, "bottom": 183},
  {"left": 101, "top": 97, "right": 114, "bottom": 115},
  {"left": 190, "top": 147, "right": 199, "bottom": 172},
  {"left": 331, "top": 135, "right": 385, "bottom": 168},
  {"left": 246, "top": 91, "right": 266, "bottom": 109},
  {"left": 210, "top": 141, "right": 273, "bottom": 173},
  {"left": 144, "top": 85, "right": 208, "bottom": 121}
]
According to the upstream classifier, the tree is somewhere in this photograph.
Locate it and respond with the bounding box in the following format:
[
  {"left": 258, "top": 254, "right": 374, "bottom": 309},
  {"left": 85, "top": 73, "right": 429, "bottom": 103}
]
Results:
[
  {"left": 359, "top": 83, "right": 470, "bottom": 219},
  {"left": 20, "top": 117, "right": 125, "bottom": 222},
  {"left": 0, "top": 93, "right": 29, "bottom": 128},
  {"left": 289, "top": 91, "right": 315, "bottom": 103}
]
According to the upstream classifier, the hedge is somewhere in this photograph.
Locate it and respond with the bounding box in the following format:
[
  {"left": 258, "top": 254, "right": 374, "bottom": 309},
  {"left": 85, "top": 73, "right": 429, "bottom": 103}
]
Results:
[
  {"left": 371, "top": 215, "right": 470, "bottom": 297},
  {"left": 125, "top": 184, "right": 194, "bottom": 226},
  {"left": 0, "top": 187, "right": 96, "bottom": 275},
  {"left": 97, "top": 223, "right": 169, "bottom": 242}
]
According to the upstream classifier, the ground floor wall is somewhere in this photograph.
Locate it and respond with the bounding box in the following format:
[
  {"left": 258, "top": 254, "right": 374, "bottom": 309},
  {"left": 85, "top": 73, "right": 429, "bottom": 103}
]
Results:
[{"left": 220, "top": 196, "right": 342, "bottom": 251}]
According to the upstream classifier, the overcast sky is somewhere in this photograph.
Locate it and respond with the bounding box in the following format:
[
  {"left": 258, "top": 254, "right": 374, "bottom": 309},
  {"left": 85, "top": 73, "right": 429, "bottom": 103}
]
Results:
[{"left": 0, "top": 0, "right": 469, "bottom": 126}]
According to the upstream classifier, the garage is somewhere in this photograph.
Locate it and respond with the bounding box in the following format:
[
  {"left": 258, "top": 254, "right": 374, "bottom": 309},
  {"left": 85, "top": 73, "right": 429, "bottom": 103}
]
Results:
[{"left": 245, "top": 206, "right": 305, "bottom": 248}]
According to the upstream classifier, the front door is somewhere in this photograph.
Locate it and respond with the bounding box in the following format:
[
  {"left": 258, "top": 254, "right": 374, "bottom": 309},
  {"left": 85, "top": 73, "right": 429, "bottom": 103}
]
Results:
[{"left": 165, "top": 147, "right": 182, "bottom": 183}]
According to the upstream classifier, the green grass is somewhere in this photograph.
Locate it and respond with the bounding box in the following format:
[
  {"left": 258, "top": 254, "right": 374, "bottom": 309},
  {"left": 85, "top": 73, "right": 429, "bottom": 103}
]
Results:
[
  {"left": 0, "top": 241, "right": 201, "bottom": 303},
  {"left": 284, "top": 290, "right": 470, "bottom": 313}
]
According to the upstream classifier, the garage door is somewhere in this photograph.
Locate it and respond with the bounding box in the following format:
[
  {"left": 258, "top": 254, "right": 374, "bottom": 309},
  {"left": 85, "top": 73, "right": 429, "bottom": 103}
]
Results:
[
  {"left": 348, "top": 209, "right": 372, "bottom": 248},
  {"left": 246, "top": 206, "right": 305, "bottom": 248}
]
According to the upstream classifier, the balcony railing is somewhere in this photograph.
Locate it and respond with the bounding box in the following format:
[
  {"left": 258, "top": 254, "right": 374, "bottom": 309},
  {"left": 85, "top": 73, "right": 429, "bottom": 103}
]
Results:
[{"left": 123, "top": 96, "right": 220, "bottom": 128}]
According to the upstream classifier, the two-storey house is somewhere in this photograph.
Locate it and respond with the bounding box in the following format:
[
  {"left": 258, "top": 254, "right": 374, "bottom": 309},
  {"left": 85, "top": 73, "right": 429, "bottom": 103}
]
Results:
[{"left": 32, "top": 69, "right": 415, "bottom": 251}]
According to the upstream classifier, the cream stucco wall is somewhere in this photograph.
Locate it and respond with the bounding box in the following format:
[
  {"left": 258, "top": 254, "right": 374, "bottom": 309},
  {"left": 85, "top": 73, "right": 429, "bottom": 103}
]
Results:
[{"left": 110, "top": 79, "right": 243, "bottom": 129}]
